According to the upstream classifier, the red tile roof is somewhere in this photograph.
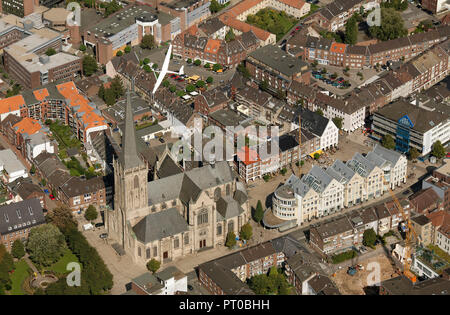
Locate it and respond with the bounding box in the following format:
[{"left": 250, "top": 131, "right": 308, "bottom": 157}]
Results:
[{"left": 237, "top": 146, "right": 260, "bottom": 166}]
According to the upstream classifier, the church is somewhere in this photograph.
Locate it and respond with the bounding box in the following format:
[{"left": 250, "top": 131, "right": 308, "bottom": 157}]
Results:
[{"left": 105, "top": 91, "right": 250, "bottom": 265}]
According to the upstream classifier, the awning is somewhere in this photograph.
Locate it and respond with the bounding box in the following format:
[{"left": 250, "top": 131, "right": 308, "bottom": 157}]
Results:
[{"left": 309, "top": 149, "right": 323, "bottom": 158}]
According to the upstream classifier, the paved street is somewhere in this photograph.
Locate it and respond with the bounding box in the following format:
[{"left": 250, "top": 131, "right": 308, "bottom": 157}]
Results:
[{"left": 132, "top": 46, "right": 237, "bottom": 89}]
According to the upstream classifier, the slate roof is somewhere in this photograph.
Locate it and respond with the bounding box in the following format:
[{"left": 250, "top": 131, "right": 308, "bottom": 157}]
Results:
[
  {"left": 132, "top": 207, "right": 189, "bottom": 244},
  {"left": 294, "top": 106, "right": 331, "bottom": 137},
  {"left": 381, "top": 275, "right": 450, "bottom": 295},
  {"left": 375, "top": 100, "right": 448, "bottom": 134},
  {"left": 0, "top": 198, "right": 45, "bottom": 235},
  {"left": 216, "top": 195, "right": 244, "bottom": 220}
]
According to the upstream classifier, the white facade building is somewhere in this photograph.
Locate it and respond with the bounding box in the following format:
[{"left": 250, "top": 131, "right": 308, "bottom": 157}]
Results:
[{"left": 0, "top": 149, "right": 28, "bottom": 183}]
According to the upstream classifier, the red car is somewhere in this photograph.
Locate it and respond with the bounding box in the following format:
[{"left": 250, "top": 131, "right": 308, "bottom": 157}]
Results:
[
  {"left": 49, "top": 194, "right": 55, "bottom": 200},
  {"left": 296, "top": 26, "right": 300, "bottom": 30}
]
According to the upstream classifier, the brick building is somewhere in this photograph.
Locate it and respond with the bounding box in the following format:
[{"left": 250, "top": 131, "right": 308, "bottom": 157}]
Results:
[
  {"left": 0, "top": 198, "right": 45, "bottom": 252},
  {"left": 246, "top": 45, "right": 310, "bottom": 92}
]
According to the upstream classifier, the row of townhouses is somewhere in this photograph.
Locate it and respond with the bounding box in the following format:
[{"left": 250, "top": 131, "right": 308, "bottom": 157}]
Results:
[
  {"left": 268, "top": 145, "right": 407, "bottom": 227},
  {"left": 309, "top": 198, "right": 411, "bottom": 256},
  {"left": 288, "top": 25, "right": 450, "bottom": 69}
]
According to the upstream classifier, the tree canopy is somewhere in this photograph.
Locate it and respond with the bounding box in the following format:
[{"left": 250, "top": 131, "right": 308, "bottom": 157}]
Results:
[
  {"left": 363, "top": 228, "right": 377, "bottom": 248},
  {"left": 84, "top": 205, "right": 98, "bottom": 221},
  {"left": 147, "top": 259, "right": 161, "bottom": 274},
  {"left": 226, "top": 231, "right": 237, "bottom": 248},
  {"left": 432, "top": 140, "right": 446, "bottom": 159},
  {"left": 253, "top": 200, "right": 264, "bottom": 224},
  {"left": 11, "top": 240, "right": 25, "bottom": 259},
  {"left": 381, "top": 134, "right": 396, "bottom": 150},
  {"left": 141, "top": 34, "right": 155, "bottom": 50},
  {"left": 240, "top": 223, "right": 253, "bottom": 241},
  {"left": 27, "top": 224, "right": 67, "bottom": 266},
  {"left": 82, "top": 55, "right": 98, "bottom": 76},
  {"left": 369, "top": 8, "right": 407, "bottom": 41}
]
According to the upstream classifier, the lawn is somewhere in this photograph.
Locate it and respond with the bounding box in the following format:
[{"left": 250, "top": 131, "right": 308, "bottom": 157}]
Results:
[
  {"left": 10, "top": 259, "right": 31, "bottom": 295},
  {"left": 47, "top": 249, "right": 80, "bottom": 275},
  {"left": 246, "top": 8, "right": 298, "bottom": 41},
  {"left": 48, "top": 120, "right": 81, "bottom": 150}
]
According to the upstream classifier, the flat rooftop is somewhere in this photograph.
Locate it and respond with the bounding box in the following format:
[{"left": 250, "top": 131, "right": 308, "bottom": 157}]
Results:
[
  {"left": 248, "top": 45, "right": 309, "bottom": 77},
  {"left": 160, "top": 0, "right": 205, "bottom": 10},
  {"left": 87, "top": 5, "right": 160, "bottom": 38}
]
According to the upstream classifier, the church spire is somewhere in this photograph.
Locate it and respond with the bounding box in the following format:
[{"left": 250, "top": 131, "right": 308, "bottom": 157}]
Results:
[{"left": 119, "top": 86, "right": 143, "bottom": 169}]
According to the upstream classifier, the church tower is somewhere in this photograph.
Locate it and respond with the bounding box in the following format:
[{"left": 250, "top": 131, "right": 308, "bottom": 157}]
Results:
[{"left": 109, "top": 89, "right": 148, "bottom": 249}]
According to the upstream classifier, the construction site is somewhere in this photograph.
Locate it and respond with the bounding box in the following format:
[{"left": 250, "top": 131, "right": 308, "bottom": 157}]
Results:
[{"left": 333, "top": 254, "right": 400, "bottom": 295}]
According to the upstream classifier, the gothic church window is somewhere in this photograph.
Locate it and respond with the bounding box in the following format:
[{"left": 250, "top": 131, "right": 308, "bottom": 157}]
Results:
[
  {"left": 197, "top": 210, "right": 208, "bottom": 225},
  {"left": 134, "top": 175, "right": 139, "bottom": 189}
]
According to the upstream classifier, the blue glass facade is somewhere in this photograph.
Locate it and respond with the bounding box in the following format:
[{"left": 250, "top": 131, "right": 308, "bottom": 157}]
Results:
[{"left": 395, "top": 115, "right": 413, "bottom": 153}]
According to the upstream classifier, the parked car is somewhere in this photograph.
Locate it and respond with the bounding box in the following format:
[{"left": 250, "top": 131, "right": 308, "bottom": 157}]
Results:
[
  {"left": 95, "top": 223, "right": 104, "bottom": 228},
  {"left": 187, "top": 285, "right": 194, "bottom": 291},
  {"left": 49, "top": 194, "right": 55, "bottom": 200},
  {"left": 359, "top": 246, "right": 368, "bottom": 254},
  {"left": 99, "top": 233, "right": 108, "bottom": 239}
]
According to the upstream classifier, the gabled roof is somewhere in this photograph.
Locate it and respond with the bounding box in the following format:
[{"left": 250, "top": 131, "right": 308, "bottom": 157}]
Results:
[{"left": 132, "top": 207, "right": 189, "bottom": 244}]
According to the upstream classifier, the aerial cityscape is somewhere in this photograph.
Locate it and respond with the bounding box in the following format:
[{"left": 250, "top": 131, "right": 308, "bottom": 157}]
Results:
[{"left": 0, "top": 0, "right": 449, "bottom": 301}]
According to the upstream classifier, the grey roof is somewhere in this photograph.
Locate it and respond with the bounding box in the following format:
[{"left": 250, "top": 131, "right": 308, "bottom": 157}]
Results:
[
  {"left": 286, "top": 174, "right": 312, "bottom": 197},
  {"left": 60, "top": 176, "right": 106, "bottom": 198},
  {"left": 294, "top": 106, "right": 331, "bottom": 137},
  {"left": 155, "top": 266, "right": 185, "bottom": 281},
  {"left": 147, "top": 161, "right": 234, "bottom": 206},
  {"left": 119, "top": 90, "right": 144, "bottom": 169},
  {"left": 346, "top": 152, "right": 377, "bottom": 178},
  {"left": 216, "top": 195, "right": 244, "bottom": 220},
  {"left": 308, "top": 274, "right": 341, "bottom": 295},
  {"left": 156, "top": 154, "right": 183, "bottom": 179},
  {"left": 312, "top": 216, "right": 353, "bottom": 239},
  {"left": 0, "top": 149, "right": 26, "bottom": 174},
  {"left": 381, "top": 275, "right": 450, "bottom": 295},
  {"left": 132, "top": 207, "right": 189, "bottom": 244},
  {"left": 375, "top": 99, "right": 449, "bottom": 133},
  {"left": 131, "top": 272, "right": 164, "bottom": 294},
  {"left": 248, "top": 45, "right": 309, "bottom": 77},
  {"left": 0, "top": 198, "right": 45, "bottom": 235},
  {"left": 327, "top": 160, "right": 356, "bottom": 184},
  {"left": 302, "top": 165, "right": 334, "bottom": 193},
  {"left": 371, "top": 144, "right": 404, "bottom": 166},
  {"left": 7, "top": 178, "right": 42, "bottom": 200}
]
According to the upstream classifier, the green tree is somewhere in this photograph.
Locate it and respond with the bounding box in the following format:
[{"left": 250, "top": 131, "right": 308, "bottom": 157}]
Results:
[
  {"left": 194, "top": 59, "right": 201, "bottom": 66},
  {"left": 210, "top": 0, "right": 221, "bottom": 13},
  {"left": 176, "top": 90, "right": 186, "bottom": 97},
  {"left": 240, "top": 223, "right": 253, "bottom": 241},
  {"left": 169, "top": 85, "right": 177, "bottom": 93},
  {"left": 225, "top": 28, "right": 235, "bottom": 42},
  {"left": 369, "top": 8, "right": 407, "bottom": 41},
  {"left": 253, "top": 200, "right": 264, "bottom": 223},
  {"left": 103, "top": 88, "right": 116, "bottom": 106},
  {"left": 46, "top": 206, "right": 77, "bottom": 234},
  {"left": 408, "top": 147, "right": 420, "bottom": 160},
  {"left": 27, "top": 224, "right": 67, "bottom": 267},
  {"left": 30, "top": 164, "right": 36, "bottom": 174},
  {"left": 143, "top": 58, "right": 150, "bottom": 65},
  {"left": 315, "top": 109, "right": 324, "bottom": 116},
  {"left": 248, "top": 274, "right": 276, "bottom": 294},
  {"left": 79, "top": 44, "right": 86, "bottom": 52},
  {"left": 162, "top": 80, "right": 170, "bottom": 88},
  {"left": 280, "top": 168, "right": 287, "bottom": 175},
  {"left": 104, "top": 0, "right": 122, "bottom": 17},
  {"left": 141, "top": 34, "right": 155, "bottom": 50},
  {"left": 45, "top": 48, "right": 57, "bottom": 56},
  {"left": 146, "top": 259, "right": 161, "bottom": 274},
  {"left": 225, "top": 231, "right": 237, "bottom": 248},
  {"left": 196, "top": 80, "right": 205, "bottom": 89},
  {"left": 212, "top": 64, "right": 222, "bottom": 72},
  {"left": 82, "top": 55, "right": 98, "bottom": 76},
  {"left": 206, "top": 76, "right": 213, "bottom": 84},
  {"left": 186, "top": 84, "right": 195, "bottom": 93},
  {"left": 124, "top": 45, "right": 131, "bottom": 53},
  {"left": 98, "top": 84, "right": 105, "bottom": 100},
  {"left": 186, "top": 58, "right": 192, "bottom": 64},
  {"left": 314, "top": 153, "right": 320, "bottom": 160},
  {"left": 110, "top": 76, "right": 124, "bottom": 100},
  {"left": 259, "top": 80, "right": 269, "bottom": 91},
  {"left": 11, "top": 240, "right": 25, "bottom": 259},
  {"left": 363, "top": 228, "right": 377, "bottom": 248},
  {"left": 84, "top": 205, "right": 98, "bottom": 222},
  {"left": 152, "top": 63, "right": 158, "bottom": 70},
  {"left": 0, "top": 244, "right": 14, "bottom": 293},
  {"left": 432, "top": 140, "right": 446, "bottom": 159},
  {"left": 332, "top": 117, "right": 343, "bottom": 129},
  {"left": 204, "top": 63, "right": 211, "bottom": 69},
  {"left": 345, "top": 14, "right": 358, "bottom": 45},
  {"left": 116, "top": 50, "right": 123, "bottom": 57},
  {"left": 237, "top": 62, "right": 250, "bottom": 78},
  {"left": 381, "top": 134, "right": 396, "bottom": 150}
]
